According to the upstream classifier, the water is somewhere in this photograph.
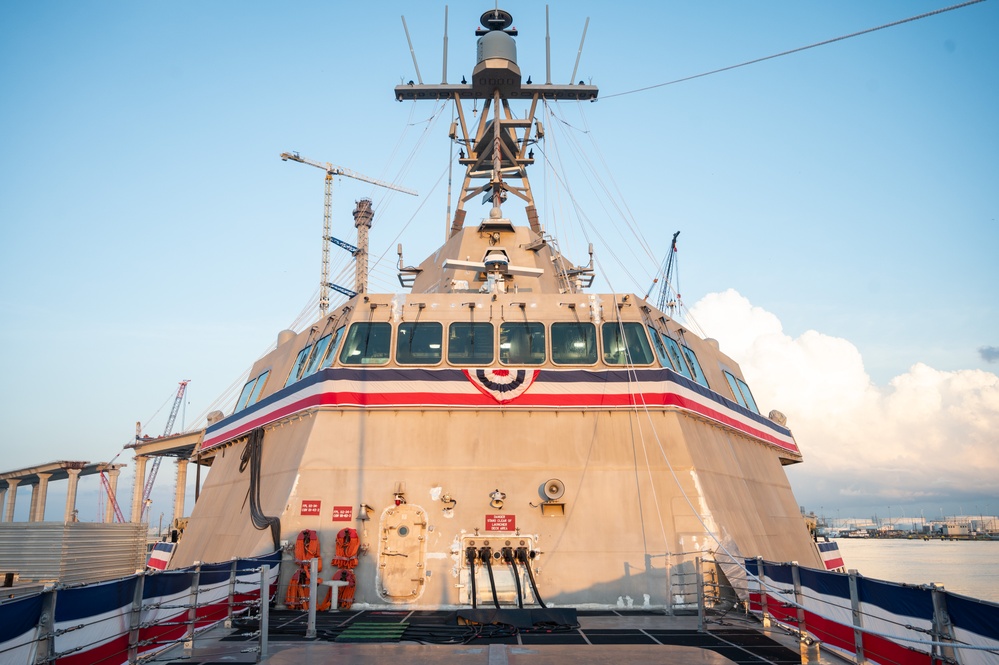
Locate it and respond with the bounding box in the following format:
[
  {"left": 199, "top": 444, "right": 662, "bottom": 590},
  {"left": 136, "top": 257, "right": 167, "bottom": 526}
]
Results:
[{"left": 833, "top": 537, "right": 999, "bottom": 603}]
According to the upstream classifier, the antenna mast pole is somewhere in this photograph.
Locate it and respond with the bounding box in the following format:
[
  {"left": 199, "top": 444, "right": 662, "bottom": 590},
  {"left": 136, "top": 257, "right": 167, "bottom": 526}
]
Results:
[
  {"left": 441, "top": 6, "right": 449, "bottom": 84},
  {"left": 545, "top": 6, "right": 551, "bottom": 84},
  {"left": 570, "top": 17, "right": 590, "bottom": 84},
  {"left": 402, "top": 16, "right": 424, "bottom": 85}
]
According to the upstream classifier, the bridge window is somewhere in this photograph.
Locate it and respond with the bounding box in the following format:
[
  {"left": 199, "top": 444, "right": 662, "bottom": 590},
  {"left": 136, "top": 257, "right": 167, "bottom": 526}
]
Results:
[
  {"left": 397, "top": 322, "right": 443, "bottom": 364},
  {"left": 303, "top": 334, "right": 333, "bottom": 377},
  {"left": 247, "top": 370, "right": 270, "bottom": 404},
  {"left": 235, "top": 369, "right": 271, "bottom": 413},
  {"left": 285, "top": 344, "right": 313, "bottom": 387},
  {"left": 648, "top": 325, "right": 671, "bottom": 367},
  {"left": 235, "top": 380, "right": 255, "bottom": 413},
  {"left": 724, "top": 370, "right": 759, "bottom": 413},
  {"left": 319, "top": 326, "right": 346, "bottom": 369},
  {"left": 551, "top": 322, "right": 597, "bottom": 364},
  {"left": 602, "top": 322, "right": 654, "bottom": 365},
  {"left": 339, "top": 322, "right": 392, "bottom": 365},
  {"left": 499, "top": 321, "right": 546, "bottom": 365},
  {"left": 681, "top": 345, "right": 708, "bottom": 387},
  {"left": 448, "top": 322, "right": 494, "bottom": 365},
  {"left": 660, "top": 334, "right": 693, "bottom": 380}
]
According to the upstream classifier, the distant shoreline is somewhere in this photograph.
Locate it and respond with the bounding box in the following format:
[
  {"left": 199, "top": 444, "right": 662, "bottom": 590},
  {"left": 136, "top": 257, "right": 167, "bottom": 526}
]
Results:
[{"left": 833, "top": 533, "right": 999, "bottom": 541}]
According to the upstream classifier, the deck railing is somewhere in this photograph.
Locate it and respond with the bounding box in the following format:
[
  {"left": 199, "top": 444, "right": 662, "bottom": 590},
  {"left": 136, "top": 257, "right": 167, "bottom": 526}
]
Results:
[
  {"left": 0, "top": 550, "right": 279, "bottom": 665},
  {"left": 698, "top": 553, "right": 999, "bottom": 665},
  {"left": 8, "top": 546, "right": 997, "bottom": 664}
]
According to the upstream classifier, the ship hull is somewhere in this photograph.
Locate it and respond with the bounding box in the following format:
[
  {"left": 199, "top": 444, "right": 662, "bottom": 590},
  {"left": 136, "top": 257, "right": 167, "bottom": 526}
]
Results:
[{"left": 173, "top": 398, "right": 820, "bottom": 608}]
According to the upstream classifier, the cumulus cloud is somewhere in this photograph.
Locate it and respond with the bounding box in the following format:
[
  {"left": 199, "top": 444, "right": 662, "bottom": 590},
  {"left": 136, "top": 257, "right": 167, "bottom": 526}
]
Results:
[
  {"left": 980, "top": 346, "right": 999, "bottom": 363},
  {"left": 688, "top": 289, "right": 999, "bottom": 513}
]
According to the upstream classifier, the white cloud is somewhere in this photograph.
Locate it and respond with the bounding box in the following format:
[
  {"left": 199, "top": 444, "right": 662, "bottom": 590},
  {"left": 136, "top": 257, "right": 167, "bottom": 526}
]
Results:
[{"left": 688, "top": 289, "right": 999, "bottom": 512}]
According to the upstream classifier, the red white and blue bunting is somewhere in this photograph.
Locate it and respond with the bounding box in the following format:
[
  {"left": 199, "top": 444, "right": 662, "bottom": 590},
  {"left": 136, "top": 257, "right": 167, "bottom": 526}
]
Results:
[
  {"left": 463, "top": 369, "right": 540, "bottom": 403},
  {"left": 202, "top": 366, "right": 799, "bottom": 457}
]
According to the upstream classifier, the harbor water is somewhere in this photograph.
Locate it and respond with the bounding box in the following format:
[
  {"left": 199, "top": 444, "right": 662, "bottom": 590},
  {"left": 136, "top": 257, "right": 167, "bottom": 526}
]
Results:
[{"left": 833, "top": 537, "right": 999, "bottom": 602}]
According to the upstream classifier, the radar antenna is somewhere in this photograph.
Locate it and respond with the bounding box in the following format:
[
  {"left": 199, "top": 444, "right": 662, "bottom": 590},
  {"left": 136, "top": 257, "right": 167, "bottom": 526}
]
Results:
[{"left": 394, "top": 8, "right": 598, "bottom": 240}]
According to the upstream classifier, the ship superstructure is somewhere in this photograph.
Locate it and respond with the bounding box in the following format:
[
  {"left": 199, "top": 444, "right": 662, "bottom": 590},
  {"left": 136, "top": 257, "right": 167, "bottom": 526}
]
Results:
[{"left": 170, "top": 8, "right": 822, "bottom": 609}]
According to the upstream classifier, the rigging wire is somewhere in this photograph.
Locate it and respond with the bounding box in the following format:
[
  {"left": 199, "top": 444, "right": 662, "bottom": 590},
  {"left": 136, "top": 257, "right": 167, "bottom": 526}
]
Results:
[
  {"left": 534, "top": 141, "right": 650, "bottom": 293},
  {"left": 571, "top": 102, "right": 659, "bottom": 266},
  {"left": 596, "top": 258, "right": 779, "bottom": 607},
  {"left": 370, "top": 100, "right": 447, "bottom": 212},
  {"left": 599, "top": 0, "right": 987, "bottom": 101},
  {"left": 369, "top": 162, "right": 451, "bottom": 275},
  {"left": 547, "top": 104, "right": 658, "bottom": 281}
]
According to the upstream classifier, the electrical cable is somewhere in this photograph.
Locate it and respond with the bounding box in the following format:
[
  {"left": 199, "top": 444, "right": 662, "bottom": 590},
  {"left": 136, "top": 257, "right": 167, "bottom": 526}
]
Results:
[
  {"left": 239, "top": 428, "right": 280, "bottom": 550},
  {"left": 599, "top": 0, "right": 987, "bottom": 101}
]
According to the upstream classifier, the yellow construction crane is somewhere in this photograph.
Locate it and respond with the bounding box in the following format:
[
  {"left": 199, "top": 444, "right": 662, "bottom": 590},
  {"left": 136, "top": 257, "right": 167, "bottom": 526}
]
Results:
[{"left": 280, "top": 152, "right": 418, "bottom": 315}]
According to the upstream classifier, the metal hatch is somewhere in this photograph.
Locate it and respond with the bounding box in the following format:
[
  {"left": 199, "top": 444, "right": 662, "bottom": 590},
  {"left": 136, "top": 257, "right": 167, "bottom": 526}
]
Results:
[{"left": 376, "top": 503, "right": 428, "bottom": 602}]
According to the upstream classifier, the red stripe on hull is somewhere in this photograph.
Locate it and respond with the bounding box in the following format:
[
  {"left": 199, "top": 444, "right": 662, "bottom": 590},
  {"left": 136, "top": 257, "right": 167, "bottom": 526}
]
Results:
[
  {"left": 204, "top": 389, "right": 798, "bottom": 455},
  {"left": 803, "top": 609, "right": 855, "bottom": 654},
  {"left": 862, "top": 632, "right": 931, "bottom": 665},
  {"left": 56, "top": 634, "right": 130, "bottom": 665}
]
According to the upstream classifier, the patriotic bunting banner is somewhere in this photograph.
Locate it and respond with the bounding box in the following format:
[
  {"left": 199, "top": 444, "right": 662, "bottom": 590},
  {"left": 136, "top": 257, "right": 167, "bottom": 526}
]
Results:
[{"left": 202, "top": 366, "right": 800, "bottom": 456}]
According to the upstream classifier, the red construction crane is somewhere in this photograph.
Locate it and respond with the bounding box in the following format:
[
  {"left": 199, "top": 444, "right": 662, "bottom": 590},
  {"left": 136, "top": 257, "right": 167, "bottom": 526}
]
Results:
[
  {"left": 99, "top": 459, "right": 126, "bottom": 523},
  {"left": 139, "top": 380, "right": 189, "bottom": 520}
]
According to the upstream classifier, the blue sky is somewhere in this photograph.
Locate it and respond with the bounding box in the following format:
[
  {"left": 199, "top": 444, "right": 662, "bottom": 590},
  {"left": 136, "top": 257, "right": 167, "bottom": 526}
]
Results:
[{"left": 1, "top": 1, "right": 996, "bottom": 523}]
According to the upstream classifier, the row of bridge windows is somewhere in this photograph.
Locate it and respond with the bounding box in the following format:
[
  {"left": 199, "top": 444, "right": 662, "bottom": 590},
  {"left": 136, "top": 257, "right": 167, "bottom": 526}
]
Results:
[{"left": 234, "top": 321, "right": 759, "bottom": 415}]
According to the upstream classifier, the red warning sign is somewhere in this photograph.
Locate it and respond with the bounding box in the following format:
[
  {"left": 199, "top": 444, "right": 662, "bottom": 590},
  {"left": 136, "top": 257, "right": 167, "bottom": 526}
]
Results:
[
  {"left": 300, "top": 500, "right": 321, "bottom": 516},
  {"left": 331, "top": 505, "right": 353, "bottom": 522},
  {"left": 485, "top": 514, "right": 516, "bottom": 532}
]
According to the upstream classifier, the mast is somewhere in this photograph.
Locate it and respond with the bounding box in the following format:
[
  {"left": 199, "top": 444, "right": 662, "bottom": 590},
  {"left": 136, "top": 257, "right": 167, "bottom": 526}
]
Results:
[{"left": 394, "top": 9, "right": 598, "bottom": 239}]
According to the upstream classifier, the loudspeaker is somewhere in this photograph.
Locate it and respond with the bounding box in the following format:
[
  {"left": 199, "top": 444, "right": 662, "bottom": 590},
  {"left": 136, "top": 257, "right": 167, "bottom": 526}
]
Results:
[{"left": 542, "top": 479, "right": 565, "bottom": 501}]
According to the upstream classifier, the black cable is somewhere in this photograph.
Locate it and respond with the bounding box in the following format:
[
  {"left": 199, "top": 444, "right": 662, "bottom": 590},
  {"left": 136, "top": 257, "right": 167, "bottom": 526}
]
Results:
[
  {"left": 506, "top": 550, "right": 524, "bottom": 609},
  {"left": 466, "top": 547, "right": 478, "bottom": 609},
  {"left": 518, "top": 549, "right": 547, "bottom": 609},
  {"left": 481, "top": 548, "right": 501, "bottom": 609},
  {"left": 240, "top": 428, "right": 281, "bottom": 550}
]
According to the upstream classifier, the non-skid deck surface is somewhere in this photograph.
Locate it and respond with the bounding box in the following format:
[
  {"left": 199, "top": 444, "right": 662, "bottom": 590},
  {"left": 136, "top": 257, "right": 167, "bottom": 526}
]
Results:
[{"left": 211, "top": 609, "right": 800, "bottom": 664}]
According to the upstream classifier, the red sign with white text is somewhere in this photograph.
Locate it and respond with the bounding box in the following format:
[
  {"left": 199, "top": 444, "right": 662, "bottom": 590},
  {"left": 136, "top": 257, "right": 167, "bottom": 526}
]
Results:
[
  {"left": 300, "top": 500, "right": 321, "bottom": 516},
  {"left": 485, "top": 514, "right": 516, "bottom": 532},
  {"left": 331, "top": 505, "right": 353, "bottom": 521}
]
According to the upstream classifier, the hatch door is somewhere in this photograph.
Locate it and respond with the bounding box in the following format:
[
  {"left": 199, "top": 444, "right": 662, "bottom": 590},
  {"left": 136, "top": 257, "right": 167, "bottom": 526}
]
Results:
[{"left": 376, "top": 503, "right": 428, "bottom": 602}]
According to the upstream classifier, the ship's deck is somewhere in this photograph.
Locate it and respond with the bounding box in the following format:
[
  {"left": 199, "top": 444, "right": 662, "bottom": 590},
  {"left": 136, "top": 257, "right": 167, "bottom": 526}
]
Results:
[{"left": 145, "top": 608, "right": 835, "bottom": 665}]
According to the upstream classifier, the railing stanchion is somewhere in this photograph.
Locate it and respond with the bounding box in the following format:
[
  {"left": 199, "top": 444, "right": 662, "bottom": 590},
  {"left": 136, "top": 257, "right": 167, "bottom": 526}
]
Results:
[
  {"left": 306, "top": 556, "right": 318, "bottom": 638},
  {"left": 259, "top": 563, "right": 270, "bottom": 662},
  {"left": 184, "top": 563, "right": 202, "bottom": 652},
  {"left": 756, "top": 557, "right": 769, "bottom": 626},
  {"left": 226, "top": 559, "right": 238, "bottom": 628},
  {"left": 848, "top": 569, "right": 866, "bottom": 664},
  {"left": 791, "top": 561, "right": 806, "bottom": 637},
  {"left": 930, "top": 584, "right": 957, "bottom": 665},
  {"left": 695, "top": 556, "right": 704, "bottom": 632},
  {"left": 34, "top": 585, "right": 58, "bottom": 665},
  {"left": 127, "top": 571, "right": 145, "bottom": 664}
]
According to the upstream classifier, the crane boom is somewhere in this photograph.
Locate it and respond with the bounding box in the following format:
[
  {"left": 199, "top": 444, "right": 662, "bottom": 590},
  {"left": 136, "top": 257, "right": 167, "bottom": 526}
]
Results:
[
  {"left": 279, "top": 152, "right": 418, "bottom": 196},
  {"left": 139, "top": 380, "right": 189, "bottom": 520},
  {"left": 100, "top": 471, "right": 125, "bottom": 523},
  {"left": 280, "top": 151, "right": 418, "bottom": 315}
]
